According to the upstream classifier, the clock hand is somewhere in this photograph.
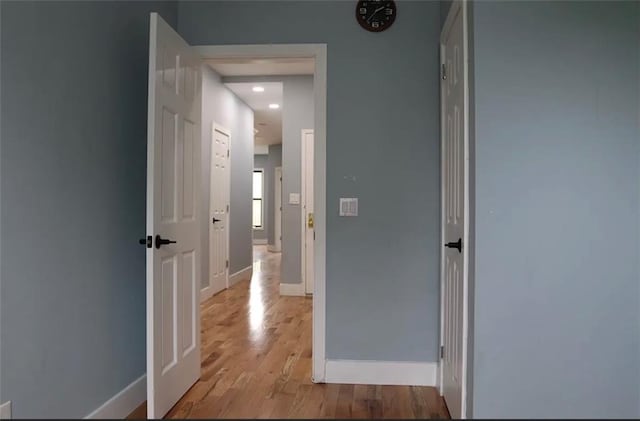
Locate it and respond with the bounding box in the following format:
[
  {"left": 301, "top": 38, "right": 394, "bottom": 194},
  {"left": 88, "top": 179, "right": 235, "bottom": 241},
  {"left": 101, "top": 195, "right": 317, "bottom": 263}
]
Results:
[{"left": 367, "top": 6, "right": 385, "bottom": 23}]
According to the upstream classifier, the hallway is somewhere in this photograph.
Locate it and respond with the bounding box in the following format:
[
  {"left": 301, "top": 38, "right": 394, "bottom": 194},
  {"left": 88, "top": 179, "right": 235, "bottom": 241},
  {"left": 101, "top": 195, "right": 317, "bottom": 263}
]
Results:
[{"left": 156, "top": 246, "right": 450, "bottom": 418}]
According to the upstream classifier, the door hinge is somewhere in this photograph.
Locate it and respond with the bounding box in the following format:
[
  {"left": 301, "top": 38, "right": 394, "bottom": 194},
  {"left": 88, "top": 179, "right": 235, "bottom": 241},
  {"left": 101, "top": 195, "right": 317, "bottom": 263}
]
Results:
[
  {"left": 313, "top": 231, "right": 316, "bottom": 241},
  {"left": 227, "top": 150, "right": 230, "bottom": 158},
  {"left": 226, "top": 204, "right": 229, "bottom": 212},
  {"left": 226, "top": 260, "right": 229, "bottom": 268},
  {"left": 440, "top": 345, "right": 445, "bottom": 359},
  {"left": 441, "top": 63, "right": 447, "bottom": 80}
]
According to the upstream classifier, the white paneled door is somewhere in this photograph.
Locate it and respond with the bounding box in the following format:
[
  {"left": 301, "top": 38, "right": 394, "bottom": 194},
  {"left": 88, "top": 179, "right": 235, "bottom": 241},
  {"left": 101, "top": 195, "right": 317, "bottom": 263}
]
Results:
[
  {"left": 146, "top": 12, "right": 201, "bottom": 419},
  {"left": 441, "top": 2, "right": 467, "bottom": 419},
  {"left": 209, "top": 125, "right": 230, "bottom": 295},
  {"left": 302, "top": 130, "right": 314, "bottom": 295}
]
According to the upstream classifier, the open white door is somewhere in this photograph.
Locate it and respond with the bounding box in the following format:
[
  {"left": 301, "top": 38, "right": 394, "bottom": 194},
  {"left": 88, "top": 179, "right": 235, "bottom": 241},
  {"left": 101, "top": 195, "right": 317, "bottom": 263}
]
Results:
[
  {"left": 440, "top": 1, "right": 468, "bottom": 419},
  {"left": 146, "top": 12, "right": 201, "bottom": 419},
  {"left": 301, "top": 130, "right": 314, "bottom": 294}
]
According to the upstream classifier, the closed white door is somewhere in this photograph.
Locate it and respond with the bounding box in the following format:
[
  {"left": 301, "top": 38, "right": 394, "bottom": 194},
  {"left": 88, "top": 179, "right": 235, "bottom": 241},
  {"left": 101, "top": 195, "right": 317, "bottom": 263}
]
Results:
[
  {"left": 146, "top": 12, "right": 201, "bottom": 419},
  {"left": 275, "top": 166, "right": 282, "bottom": 252},
  {"left": 441, "top": 2, "right": 467, "bottom": 419},
  {"left": 302, "top": 130, "right": 314, "bottom": 294},
  {"left": 209, "top": 125, "right": 230, "bottom": 295}
]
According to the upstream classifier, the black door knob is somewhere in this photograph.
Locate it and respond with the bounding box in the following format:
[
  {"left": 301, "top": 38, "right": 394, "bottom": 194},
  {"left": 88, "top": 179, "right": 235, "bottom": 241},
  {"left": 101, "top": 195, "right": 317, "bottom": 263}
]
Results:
[
  {"left": 212, "top": 217, "right": 221, "bottom": 224},
  {"left": 155, "top": 235, "right": 177, "bottom": 249},
  {"left": 445, "top": 238, "right": 463, "bottom": 253},
  {"left": 139, "top": 236, "right": 152, "bottom": 248}
]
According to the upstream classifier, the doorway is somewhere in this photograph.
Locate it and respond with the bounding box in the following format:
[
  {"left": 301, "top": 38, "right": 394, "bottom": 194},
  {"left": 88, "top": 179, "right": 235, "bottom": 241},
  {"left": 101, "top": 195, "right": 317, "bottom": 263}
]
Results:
[
  {"left": 439, "top": 0, "right": 470, "bottom": 419},
  {"left": 145, "top": 13, "right": 328, "bottom": 417},
  {"left": 195, "top": 43, "right": 328, "bottom": 387}
]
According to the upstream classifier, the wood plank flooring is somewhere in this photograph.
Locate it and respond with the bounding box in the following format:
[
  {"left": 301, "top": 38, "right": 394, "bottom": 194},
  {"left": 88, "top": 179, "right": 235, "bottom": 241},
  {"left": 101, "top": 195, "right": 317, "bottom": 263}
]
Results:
[{"left": 130, "top": 246, "right": 449, "bottom": 419}]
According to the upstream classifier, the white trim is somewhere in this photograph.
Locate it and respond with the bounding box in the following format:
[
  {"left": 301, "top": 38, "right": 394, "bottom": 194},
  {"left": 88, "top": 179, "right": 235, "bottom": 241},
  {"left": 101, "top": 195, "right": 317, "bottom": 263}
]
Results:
[
  {"left": 325, "top": 360, "right": 438, "bottom": 387},
  {"left": 253, "top": 238, "right": 268, "bottom": 245},
  {"left": 439, "top": 1, "right": 470, "bottom": 418},
  {"left": 300, "top": 129, "right": 314, "bottom": 295},
  {"left": 0, "top": 401, "right": 11, "bottom": 419},
  {"left": 267, "top": 244, "right": 281, "bottom": 253},
  {"left": 279, "top": 282, "right": 306, "bottom": 296},
  {"left": 85, "top": 374, "right": 146, "bottom": 419},
  {"left": 195, "top": 43, "right": 327, "bottom": 383},
  {"left": 200, "top": 284, "right": 214, "bottom": 303},
  {"left": 274, "top": 166, "right": 282, "bottom": 252},
  {"left": 229, "top": 265, "right": 253, "bottom": 287}
]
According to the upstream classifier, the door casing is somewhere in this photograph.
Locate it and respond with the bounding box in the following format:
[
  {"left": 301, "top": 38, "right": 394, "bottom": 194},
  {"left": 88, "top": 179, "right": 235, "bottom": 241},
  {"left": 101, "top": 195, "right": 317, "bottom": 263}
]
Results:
[{"left": 301, "top": 129, "right": 314, "bottom": 295}]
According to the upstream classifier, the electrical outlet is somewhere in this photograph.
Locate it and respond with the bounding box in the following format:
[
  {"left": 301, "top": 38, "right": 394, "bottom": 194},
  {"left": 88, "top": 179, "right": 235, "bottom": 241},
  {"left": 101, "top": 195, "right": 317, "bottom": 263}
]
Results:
[{"left": 0, "top": 401, "right": 11, "bottom": 419}]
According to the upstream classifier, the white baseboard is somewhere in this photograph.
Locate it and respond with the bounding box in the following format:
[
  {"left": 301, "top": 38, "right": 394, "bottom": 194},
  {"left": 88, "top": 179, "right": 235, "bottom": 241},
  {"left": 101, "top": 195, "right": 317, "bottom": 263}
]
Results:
[
  {"left": 85, "top": 374, "right": 146, "bottom": 419},
  {"left": 279, "top": 282, "right": 305, "bottom": 296},
  {"left": 200, "top": 285, "right": 214, "bottom": 303},
  {"left": 0, "top": 401, "right": 11, "bottom": 419},
  {"left": 252, "top": 238, "right": 268, "bottom": 245},
  {"left": 267, "top": 244, "right": 281, "bottom": 252},
  {"left": 229, "top": 265, "right": 253, "bottom": 287},
  {"left": 325, "top": 360, "right": 438, "bottom": 387}
]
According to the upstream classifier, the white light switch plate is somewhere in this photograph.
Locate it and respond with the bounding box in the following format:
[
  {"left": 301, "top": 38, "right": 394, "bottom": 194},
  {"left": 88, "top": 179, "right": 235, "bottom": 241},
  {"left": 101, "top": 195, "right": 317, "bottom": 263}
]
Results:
[
  {"left": 339, "top": 198, "right": 358, "bottom": 216},
  {"left": 289, "top": 193, "right": 300, "bottom": 205},
  {"left": 0, "top": 401, "right": 11, "bottom": 419}
]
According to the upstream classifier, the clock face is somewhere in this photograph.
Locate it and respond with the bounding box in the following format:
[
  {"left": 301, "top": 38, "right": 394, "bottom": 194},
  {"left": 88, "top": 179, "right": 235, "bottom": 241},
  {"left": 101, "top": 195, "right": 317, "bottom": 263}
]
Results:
[{"left": 356, "top": 0, "right": 396, "bottom": 32}]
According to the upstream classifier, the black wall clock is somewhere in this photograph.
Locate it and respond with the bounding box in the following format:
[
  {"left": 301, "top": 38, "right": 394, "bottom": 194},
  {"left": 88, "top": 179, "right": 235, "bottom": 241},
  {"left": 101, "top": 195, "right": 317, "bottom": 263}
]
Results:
[{"left": 356, "top": 0, "right": 396, "bottom": 33}]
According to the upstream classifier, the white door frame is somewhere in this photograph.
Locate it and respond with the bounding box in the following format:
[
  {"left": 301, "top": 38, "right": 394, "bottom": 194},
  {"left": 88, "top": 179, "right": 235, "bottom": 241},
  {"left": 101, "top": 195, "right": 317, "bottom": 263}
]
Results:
[
  {"left": 272, "top": 166, "right": 283, "bottom": 252},
  {"left": 194, "top": 44, "right": 328, "bottom": 382},
  {"left": 202, "top": 123, "right": 231, "bottom": 302},
  {"left": 300, "top": 129, "right": 314, "bottom": 295},
  {"left": 439, "top": 0, "right": 470, "bottom": 418}
]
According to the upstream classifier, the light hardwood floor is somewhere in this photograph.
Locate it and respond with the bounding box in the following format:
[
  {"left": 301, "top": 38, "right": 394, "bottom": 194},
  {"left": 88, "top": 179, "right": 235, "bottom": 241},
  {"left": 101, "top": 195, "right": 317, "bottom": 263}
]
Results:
[{"left": 128, "top": 246, "right": 449, "bottom": 419}]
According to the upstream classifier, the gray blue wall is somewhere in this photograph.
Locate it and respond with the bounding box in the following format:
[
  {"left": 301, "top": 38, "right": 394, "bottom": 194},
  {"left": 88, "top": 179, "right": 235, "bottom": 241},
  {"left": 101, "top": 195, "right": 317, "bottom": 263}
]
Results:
[
  {"left": 281, "top": 76, "right": 314, "bottom": 284},
  {"left": 470, "top": 1, "right": 640, "bottom": 417},
  {"left": 253, "top": 145, "right": 282, "bottom": 244},
  {"left": 180, "top": 0, "right": 443, "bottom": 362},
  {"left": 267, "top": 144, "right": 283, "bottom": 246},
  {"left": 0, "top": 1, "right": 177, "bottom": 418},
  {"left": 200, "top": 65, "right": 254, "bottom": 280}
]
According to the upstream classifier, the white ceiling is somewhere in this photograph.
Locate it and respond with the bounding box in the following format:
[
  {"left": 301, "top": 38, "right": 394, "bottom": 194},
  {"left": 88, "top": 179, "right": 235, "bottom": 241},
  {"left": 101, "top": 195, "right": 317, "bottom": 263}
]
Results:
[
  {"left": 225, "top": 82, "right": 283, "bottom": 146},
  {"left": 206, "top": 57, "right": 314, "bottom": 77}
]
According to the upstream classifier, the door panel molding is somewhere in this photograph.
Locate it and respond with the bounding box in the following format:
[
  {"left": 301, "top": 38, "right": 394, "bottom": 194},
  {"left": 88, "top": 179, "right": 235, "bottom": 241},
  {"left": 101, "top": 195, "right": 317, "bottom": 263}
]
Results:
[
  {"left": 439, "top": 1, "right": 470, "bottom": 419},
  {"left": 205, "top": 122, "right": 230, "bottom": 301},
  {"left": 146, "top": 12, "right": 202, "bottom": 419}
]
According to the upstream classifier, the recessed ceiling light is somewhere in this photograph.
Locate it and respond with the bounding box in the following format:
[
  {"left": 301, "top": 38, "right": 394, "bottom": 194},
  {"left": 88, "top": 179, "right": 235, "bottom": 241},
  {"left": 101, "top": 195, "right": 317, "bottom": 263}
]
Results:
[
  {"left": 268, "top": 103, "right": 280, "bottom": 109},
  {"left": 252, "top": 86, "right": 264, "bottom": 92}
]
